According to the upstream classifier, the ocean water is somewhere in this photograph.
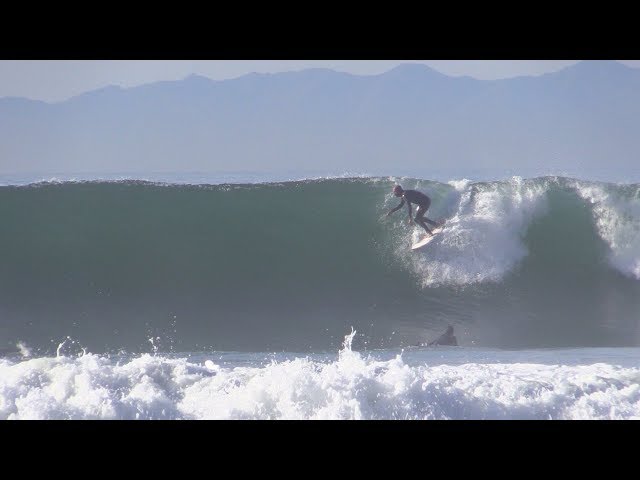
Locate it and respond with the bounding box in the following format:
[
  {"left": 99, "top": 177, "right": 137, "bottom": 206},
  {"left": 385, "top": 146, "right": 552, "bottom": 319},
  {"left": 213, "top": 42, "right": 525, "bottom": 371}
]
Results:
[{"left": 1, "top": 172, "right": 639, "bottom": 419}]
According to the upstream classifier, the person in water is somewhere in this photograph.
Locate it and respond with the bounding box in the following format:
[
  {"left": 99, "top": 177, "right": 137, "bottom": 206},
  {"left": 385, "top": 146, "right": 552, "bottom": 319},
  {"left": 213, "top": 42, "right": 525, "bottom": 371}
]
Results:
[
  {"left": 428, "top": 326, "right": 458, "bottom": 346},
  {"left": 386, "top": 185, "right": 442, "bottom": 236}
]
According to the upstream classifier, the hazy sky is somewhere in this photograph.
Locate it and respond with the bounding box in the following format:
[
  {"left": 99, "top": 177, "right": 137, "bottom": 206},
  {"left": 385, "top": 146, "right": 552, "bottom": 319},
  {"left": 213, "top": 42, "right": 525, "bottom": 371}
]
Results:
[{"left": 2, "top": 60, "right": 640, "bottom": 103}]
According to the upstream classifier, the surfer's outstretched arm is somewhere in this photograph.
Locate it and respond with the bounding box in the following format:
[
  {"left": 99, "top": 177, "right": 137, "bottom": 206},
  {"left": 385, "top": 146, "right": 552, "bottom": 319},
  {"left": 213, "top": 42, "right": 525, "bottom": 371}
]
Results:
[{"left": 386, "top": 198, "right": 405, "bottom": 216}]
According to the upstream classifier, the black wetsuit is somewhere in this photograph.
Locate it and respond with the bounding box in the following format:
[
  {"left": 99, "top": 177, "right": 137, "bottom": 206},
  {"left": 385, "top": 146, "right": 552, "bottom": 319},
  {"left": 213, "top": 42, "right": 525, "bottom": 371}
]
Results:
[
  {"left": 390, "top": 189, "right": 440, "bottom": 234},
  {"left": 428, "top": 328, "right": 458, "bottom": 346}
]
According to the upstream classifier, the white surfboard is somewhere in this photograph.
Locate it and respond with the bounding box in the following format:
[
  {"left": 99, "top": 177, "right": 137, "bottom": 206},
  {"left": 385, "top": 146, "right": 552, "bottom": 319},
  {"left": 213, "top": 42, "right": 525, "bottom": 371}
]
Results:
[{"left": 411, "top": 227, "right": 443, "bottom": 250}]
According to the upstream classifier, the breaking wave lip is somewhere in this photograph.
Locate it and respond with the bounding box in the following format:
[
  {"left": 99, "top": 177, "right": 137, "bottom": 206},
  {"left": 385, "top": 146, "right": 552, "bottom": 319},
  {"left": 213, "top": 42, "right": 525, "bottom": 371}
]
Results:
[
  {"left": 389, "top": 176, "right": 640, "bottom": 286},
  {"left": 1, "top": 332, "right": 639, "bottom": 420},
  {"left": 402, "top": 176, "right": 551, "bottom": 286},
  {"left": 571, "top": 179, "right": 640, "bottom": 280}
]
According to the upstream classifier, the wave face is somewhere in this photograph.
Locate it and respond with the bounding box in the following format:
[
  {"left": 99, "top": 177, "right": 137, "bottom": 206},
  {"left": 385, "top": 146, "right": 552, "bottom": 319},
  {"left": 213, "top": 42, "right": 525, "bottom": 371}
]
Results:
[{"left": 1, "top": 176, "right": 640, "bottom": 353}]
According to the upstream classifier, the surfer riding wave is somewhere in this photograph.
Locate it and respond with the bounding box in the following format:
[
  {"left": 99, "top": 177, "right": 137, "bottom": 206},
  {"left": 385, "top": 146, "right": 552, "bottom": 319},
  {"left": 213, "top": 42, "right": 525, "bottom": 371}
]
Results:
[{"left": 386, "top": 185, "right": 442, "bottom": 236}]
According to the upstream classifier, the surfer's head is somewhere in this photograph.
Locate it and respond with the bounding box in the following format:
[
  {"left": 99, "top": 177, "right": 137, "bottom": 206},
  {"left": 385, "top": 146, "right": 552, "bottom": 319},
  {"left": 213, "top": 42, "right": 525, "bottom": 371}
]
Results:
[
  {"left": 393, "top": 185, "right": 404, "bottom": 197},
  {"left": 445, "top": 326, "right": 454, "bottom": 335}
]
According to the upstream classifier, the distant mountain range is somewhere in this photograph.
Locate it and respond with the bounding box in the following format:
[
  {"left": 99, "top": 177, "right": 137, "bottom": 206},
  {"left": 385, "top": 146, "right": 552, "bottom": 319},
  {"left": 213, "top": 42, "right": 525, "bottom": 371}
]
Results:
[{"left": 2, "top": 61, "right": 639, "bottom": 177}]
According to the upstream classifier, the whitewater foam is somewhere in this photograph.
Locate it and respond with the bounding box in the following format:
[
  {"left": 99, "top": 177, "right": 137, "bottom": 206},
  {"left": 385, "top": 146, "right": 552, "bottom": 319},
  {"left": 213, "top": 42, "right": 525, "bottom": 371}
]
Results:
[
  {"left": 573, "top": 180, "right": 640, "bottom": 279},
  {"left": 1, "top": 334, "right": 639, "bottom": 420},
  {"left": 405, "top": 177, "right": 549, "bottom": 286}
]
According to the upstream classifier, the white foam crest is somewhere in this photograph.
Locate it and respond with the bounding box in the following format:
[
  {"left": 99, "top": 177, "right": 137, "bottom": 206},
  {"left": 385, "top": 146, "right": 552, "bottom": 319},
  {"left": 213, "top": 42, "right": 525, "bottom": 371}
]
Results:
[
  {"left": 447, "top": 178, "right": 473, "bottom": 191},
  {"left": 0, "top": 353, "right": 213, "bottom": 419},
  {"left": 1, "top": 343, "right": 639, "bottom": 420},
  {"left": 407, "top": 177, "right": 549, "bottom": 286},
  {"left": 573, "top": 181, "right": 640, "bottom": 279}
]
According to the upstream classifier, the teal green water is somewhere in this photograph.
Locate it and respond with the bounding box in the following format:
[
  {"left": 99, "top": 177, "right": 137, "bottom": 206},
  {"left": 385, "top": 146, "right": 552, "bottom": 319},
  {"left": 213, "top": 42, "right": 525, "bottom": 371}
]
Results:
[{"left": 1, "top": 177, "right": 639, "bottom": 354}]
